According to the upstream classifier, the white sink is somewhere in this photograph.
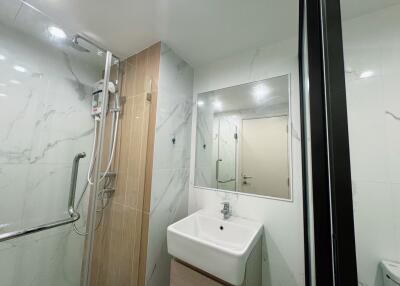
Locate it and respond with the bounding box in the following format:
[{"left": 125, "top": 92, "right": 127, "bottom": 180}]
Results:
[{"left": 167, "top": 209, "right": 263, "bottom": 285}]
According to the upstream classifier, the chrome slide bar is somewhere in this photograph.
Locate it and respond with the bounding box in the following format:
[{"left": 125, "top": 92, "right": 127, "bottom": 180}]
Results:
[{"left": 0, "top": 152, "right": 86, "bottom": 242}]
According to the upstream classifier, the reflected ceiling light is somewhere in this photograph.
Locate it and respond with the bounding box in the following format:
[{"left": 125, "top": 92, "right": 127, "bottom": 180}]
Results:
[
  {"left": 48, "top": 26, "right": 67, "bottom": 39},
  {"left": 10, "top": 79, "right": 20, "bottom": 84},
  {"left": 359, "top": 70, "right": 374, "bottom": 79},
  {"left": 252, "top": 83, "right": 270, "bottom": 101},
  {"left": 0, "top": 82, "right": 5, "bottom": 87},
  {"left": 97, "top": 50, "right": 104, "bottom": 56},
  {"left": 13, "top": 65, "right": 27, "bottom": 73},
  {"left": 0, "top": 93, "right": 7, "bottom": 97},
  {"left": 197, "top": 100, "right": 204, "bottom": 106},
  {"left": 213, "top": 100, "right": 222, "bottom": 110},
  {"left": 0, "top": 54, "right": 5, "bottom": 60}
]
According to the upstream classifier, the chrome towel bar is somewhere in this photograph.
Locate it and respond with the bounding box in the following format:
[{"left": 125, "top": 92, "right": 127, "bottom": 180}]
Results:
[{"left": 0, "top": 152, "right": 86, "bottom": 242}]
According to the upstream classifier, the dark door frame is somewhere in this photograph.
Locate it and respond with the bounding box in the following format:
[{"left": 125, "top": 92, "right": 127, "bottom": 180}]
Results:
[{"left": 299, "top": 0, "right": 358, "bottom": 284}]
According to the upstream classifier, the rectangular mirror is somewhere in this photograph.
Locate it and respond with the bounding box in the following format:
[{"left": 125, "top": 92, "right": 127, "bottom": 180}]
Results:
[{"left": 194, "top": 74, "right": 292, "bottom": 200}]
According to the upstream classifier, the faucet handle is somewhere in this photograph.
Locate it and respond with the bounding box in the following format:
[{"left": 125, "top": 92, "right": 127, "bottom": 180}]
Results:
[{"left": 220, "top": 202, "right": 232, "bottom": 219}]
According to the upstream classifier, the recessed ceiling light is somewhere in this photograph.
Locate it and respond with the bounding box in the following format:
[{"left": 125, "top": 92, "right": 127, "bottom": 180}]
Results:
[
  {"left": 97, "top": 50, "right": 104, "bottom": 56},
  {"left": 13, "top": 65, "right": 27, "bottom": 73},
  {"left": 10, "top": 79, "right": 21, "bottom": 84},
  {"left": 0, "top": 54, "right": 5, "bottom": 60},
  {"left": 252, "top": 83, "right": 270, "bottom": 101},
  {"left": 48, "top": 26, "right": 67, "bottom": 39},
  {"left": 213, "top": 100, "right": 222, "bottom": 110},
  {"left": 359, "top": 70, "right": 374, "bottom": 79},
  {"left": 197, "top": 100, "right": 204, "bottom": 106},
  {"left": 0, "top": 93, "right": 7, "bottom": 97}
]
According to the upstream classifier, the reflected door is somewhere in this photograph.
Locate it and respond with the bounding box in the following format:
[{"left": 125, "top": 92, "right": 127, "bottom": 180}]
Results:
[{"left": 241, "top": 116, "right": 289, "bottom": 198}]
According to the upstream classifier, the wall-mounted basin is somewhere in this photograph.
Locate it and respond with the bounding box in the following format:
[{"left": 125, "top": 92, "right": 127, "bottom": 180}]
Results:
[{"left": 167, "top": 209, "right": 263, "bottom": 285}]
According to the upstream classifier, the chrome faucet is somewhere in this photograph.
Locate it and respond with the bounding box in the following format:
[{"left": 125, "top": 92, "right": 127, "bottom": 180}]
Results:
[{"left": 221, "top": 202, "right": 232, "bottom": 220}]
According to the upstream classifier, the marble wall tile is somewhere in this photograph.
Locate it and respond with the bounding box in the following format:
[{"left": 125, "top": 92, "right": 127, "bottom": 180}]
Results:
[
  {"left": 342, "top": 4, "right": 400, "bottom": 286},
  {"left": 190, "top": 36, "right": 304, "bottom": 286},
  {"left": 145, "top": 43, "right": 194, "bottom": 286},
  {"left": 0, "top": 9, "right": 102, "bottom": 286},
  {"left": 0, "top": 227, "right": 85, "bottom": 286}
]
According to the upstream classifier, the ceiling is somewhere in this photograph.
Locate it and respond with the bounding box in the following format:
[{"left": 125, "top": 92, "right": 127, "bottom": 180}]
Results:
[
  {"left": 8, "top": 0, "right": 400, "bottom": 66},
  {"left": 199, "top": 75, "right": 289, "bottom": 114},
  {"left": 0, "top": 0, "right": 110, "bottom": 70}
]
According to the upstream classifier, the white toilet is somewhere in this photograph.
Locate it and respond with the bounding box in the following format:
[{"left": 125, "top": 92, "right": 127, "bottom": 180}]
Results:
[{"left": 381, "top": 260, "right": 400, "bottom": 286}]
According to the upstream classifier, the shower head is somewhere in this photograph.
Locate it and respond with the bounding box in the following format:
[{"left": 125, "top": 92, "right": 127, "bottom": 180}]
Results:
[{"left": 70, "top": 35, "right": 90, "bottom": 53}]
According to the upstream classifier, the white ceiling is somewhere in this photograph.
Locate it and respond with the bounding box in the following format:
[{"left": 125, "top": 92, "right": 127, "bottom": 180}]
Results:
[
  {"left": 13, "top": 0, "right": 400, "bottom": 66},
  {"left": 199, "top": 75, "right": 289, "bottom": 114},
  {"left": 0, "top": 0, "right": 109, "bottom": 70}
]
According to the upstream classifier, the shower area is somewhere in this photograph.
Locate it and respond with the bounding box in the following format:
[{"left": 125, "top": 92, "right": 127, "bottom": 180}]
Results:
[
  {"left": 0, "top": 1, "right": 120, "bottom": 285},
  {"left": 213, "top": 117, "right": 238, "bottom": 191}
]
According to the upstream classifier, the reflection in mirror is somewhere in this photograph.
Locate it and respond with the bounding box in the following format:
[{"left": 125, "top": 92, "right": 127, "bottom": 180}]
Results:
[{"left": 195, "top": 74, "right": 291, "bottom": 200}]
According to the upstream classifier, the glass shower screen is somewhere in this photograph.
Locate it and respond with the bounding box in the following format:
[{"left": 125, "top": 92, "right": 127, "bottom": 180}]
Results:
[{"left": 0, "top": 1, "right": 109, "bottom": 285}]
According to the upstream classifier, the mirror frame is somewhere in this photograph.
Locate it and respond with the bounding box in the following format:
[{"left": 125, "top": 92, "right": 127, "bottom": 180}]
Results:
[{"left": 192, "top": 73, "right": 294, "bottom": 202}]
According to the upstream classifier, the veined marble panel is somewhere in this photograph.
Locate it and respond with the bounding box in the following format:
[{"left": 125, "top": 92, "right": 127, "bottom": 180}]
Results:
[
  {"left": 0, "top": 9, "right": 102, "bottom": 286},
  {"left": 342, "top": 4, "right": 400, "bottom": 286},
  {"left": 146, "top": 43, "right": 194, "bottom": 286},
  {"left": 190, "top": 36, "right": 304, "bottom": 286}
]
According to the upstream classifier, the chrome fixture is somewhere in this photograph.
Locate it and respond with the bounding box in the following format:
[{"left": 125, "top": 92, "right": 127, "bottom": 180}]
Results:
[
  {"left": 221, "top": 202, "right": 232, "bottom": 220},
  {"left": 242, "top": 174, "right": 253, "bottom": 185},
  {"left": 71, "top": 35, "right": 90, "bottom": 53},
  {"left": 0, "top": 152, "right": 86, "bottom": 242},
  {"left": 73, "top": 66, "right": 122, "bottom": 237},
  {"left": 216, "top": 159, "right": 222, "bottom": 181},
  {"left": 68, "top": 152, "right": 86, "bottom": 216}
]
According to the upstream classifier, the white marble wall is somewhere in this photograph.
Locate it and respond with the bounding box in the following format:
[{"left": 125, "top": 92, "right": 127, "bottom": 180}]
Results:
[
  {"left": 189, "top": 37, "right": 305, "bottom": 286},
  {"left": 195, "top": 96, "right": 216, "bottom": 188},
  {"left": 0, "top": 9, "right": 101, "bottom": 286},
  {"left": 146, "top": 43, "right": 194, "bottom": 286},
  {"left": 342, "top": 4, "right": 400, "bottom": 286}
]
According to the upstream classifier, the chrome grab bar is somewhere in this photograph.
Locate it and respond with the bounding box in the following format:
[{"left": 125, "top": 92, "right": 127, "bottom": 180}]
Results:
[
  {"left": 0, "top": 152, "right": 86, "bottom": 242},
  {"left": 218, "top": 178, "right": 236, "bottom": 184},
  {"left": 216, "top": 159, "right": 222, "bottom": 182},
  {"left": 68, "top": 152, "right": 86, "bottom": 217}
]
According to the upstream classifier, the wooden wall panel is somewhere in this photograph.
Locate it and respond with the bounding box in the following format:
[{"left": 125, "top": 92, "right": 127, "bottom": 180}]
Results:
[{"left": 89, "top": 42, "right": 161, "bottom": 286}]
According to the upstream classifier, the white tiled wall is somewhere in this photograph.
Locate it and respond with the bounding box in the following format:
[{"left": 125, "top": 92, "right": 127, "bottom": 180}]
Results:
[
  {"left": 0, "top": 8, "right": 101, "bottom": 286},
  {"left": 342, "top": 4, "right": 400, "bottom": 286},
  {"left": 189, "top": 37, "right": 305, "bottom": 286},
  {"left": 146, "top": 43, "right": 194, "bottom": 286}
]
